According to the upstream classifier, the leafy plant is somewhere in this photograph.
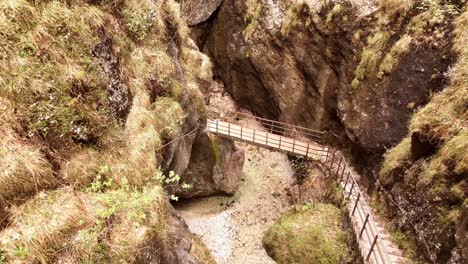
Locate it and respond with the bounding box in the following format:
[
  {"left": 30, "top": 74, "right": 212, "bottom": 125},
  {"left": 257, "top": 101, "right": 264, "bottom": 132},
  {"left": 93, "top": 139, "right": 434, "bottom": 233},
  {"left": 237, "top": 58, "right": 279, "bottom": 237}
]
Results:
[
  {"left": 123, "top": 8, "right": 158, "bottom": 41},
  {"left": 85, "top": 165, "right": 112, "bottom": 193},
  {"left": 0, "top": 249, "right": 5, "bottom": 264},
  {"left": 13, "top": 244, "right": 29, "bottom": 260}
]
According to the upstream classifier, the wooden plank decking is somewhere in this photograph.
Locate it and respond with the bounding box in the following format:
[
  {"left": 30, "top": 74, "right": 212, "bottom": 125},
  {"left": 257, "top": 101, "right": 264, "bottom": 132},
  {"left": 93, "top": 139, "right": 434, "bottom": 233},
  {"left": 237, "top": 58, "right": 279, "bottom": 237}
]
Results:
[{"left": 207, "top": 119, "right": 328, "bottom": 161}]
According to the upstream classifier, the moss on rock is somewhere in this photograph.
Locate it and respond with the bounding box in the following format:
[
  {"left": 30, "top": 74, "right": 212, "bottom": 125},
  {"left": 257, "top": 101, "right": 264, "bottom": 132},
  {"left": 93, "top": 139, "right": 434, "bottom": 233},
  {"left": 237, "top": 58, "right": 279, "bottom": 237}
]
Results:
[{"left": 263, "top": 203, "right": 349, "bottom": 264}]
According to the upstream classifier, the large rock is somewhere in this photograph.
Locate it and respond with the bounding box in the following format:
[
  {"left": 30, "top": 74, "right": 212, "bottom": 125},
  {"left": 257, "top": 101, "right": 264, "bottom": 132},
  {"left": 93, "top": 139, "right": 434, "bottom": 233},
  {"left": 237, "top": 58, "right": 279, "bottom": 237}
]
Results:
[
  {"left": 180, "top": 0, "right": 224, "bottom": 26},
  {"left": 157, "top": 207, "right": 216, "bottom": 264},
  {"left": 262, "top": 203, "right": 350, "bottom": 264},
  {"left": 204, "top": 0, "right": 346, "bottom": 128},
  {"left": 173, "top": 131, "right": 245, "bottom": 198}
]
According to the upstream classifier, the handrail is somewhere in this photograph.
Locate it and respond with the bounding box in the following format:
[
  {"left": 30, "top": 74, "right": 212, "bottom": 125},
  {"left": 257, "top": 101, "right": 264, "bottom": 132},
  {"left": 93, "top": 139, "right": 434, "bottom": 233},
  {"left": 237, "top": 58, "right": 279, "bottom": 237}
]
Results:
[
  {"left": 213, "top": 111, "right": 325, "bottom": 143},
  {"left": 207, "top": 116, "right": 394, "bottom": 264}
]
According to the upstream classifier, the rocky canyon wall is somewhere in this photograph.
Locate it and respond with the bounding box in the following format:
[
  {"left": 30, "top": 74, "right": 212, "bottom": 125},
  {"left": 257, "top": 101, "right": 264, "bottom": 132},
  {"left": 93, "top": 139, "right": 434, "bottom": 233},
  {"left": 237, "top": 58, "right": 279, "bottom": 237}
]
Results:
[{"left": 181, "top": 0, "right": 467, "bottom": 263}]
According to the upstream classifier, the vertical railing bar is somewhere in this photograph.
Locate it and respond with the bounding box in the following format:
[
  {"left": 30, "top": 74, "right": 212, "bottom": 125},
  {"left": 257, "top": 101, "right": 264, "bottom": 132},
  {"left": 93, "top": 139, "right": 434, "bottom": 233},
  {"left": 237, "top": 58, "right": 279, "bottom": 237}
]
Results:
[
  {"left": 216, "top": 120, "right": 219, "bottom": 133},
  {"left": 329, "top": 150, "right": 336, "bottom": 171},
  {"left": 347, "top": 181, "right": 355, "bottom": 200},
  {"left": 325, "top": 149, "right": 329, "bottom": 162},
  {"left": 305, "top": 144, "right": 310, "bottom": 158},
  {"left": 228, "top": 122, "right": 231, "bottom": 137},
  {"left": 336, "top": 156, "right": 343, "bottom": 175},
  {"left": 343, "top": 172, "right": 351, "bottom": 190},
  {"left": 292, "top": 139, "right": 296, "bottom": 153},
  {"left": 266, "top": 131, "right": 269, "bottom": 146},
  {"left": 352, "top": 193, "right": 360, "bottom": 216},
  {"left": 367, "top": 235, "right": 379, "bottom": 261},
  {"left": 240, "top": 126, "right": 243, "bottom": 139},
  {"left": 360, "top": 214, "right": 370, "bottom": 238},
  {"left": 253, "top": 129, "right": 256, "bottom": 143},
  {"left": 340, "top": 164, "right": 346, "bottom": 182}
]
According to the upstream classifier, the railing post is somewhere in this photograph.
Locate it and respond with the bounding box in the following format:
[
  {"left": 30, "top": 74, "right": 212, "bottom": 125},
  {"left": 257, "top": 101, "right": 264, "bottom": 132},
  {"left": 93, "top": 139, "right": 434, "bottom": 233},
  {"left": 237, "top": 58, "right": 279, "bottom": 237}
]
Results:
[
  {"left": 279, "top": 136, "right": 282, "bottom": 149},
  {"left": 305, "top": 144, "right": 310, "bottom": 158},
  {"left": 360, "top": 214, "right": 370, "bottom": 238},
  {"left": 352, "top": 193, "right": 360, "bottom": 216},
  {"left": 325, "top": 149, "right": 329, "bottom": 162},
  {"left": 320, "top": 146, "right": 326, "bottom": 161},
  {"left": 292, "top": 139, "right": 296, "bottom": 153},
  {"left": 266, "top": 131, "right": 269, "bottom": 146},
  {"left": 344, "top": 172, "right": 350, "bottom": 190},
  {"left": 335, "top": 157, "right": 343, "bottom": 175},
  {"left": 215, "top": 120, "right": 219, "bottom": 133},
  {"left": 347, "top": 181, "right": 355, "bottom": 200},
  {"left": 253, "top": 130, "right": 256, "bottom": 142},
  {"left": 329, "top": 151, "right": 336, "bottom": 170},
  {"left": 367, "top": 235, "right": 379, "bottom": 261},
  {"left": 340, "top": 165, "right": 346, "bottom": 182},
  {"left": 240, "top": 126, "right": 243, "bottom": 139}
]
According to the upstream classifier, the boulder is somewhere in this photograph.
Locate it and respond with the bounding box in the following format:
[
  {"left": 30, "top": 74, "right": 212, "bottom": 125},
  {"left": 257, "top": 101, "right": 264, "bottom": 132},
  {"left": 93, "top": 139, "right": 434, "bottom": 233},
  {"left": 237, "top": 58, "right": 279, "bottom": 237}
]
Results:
[
  {"left": 263, "top": 203, "right": 349, "bottom": 264},
  {"left": 173, "top": 131, "right": 245, "bottom": 198}
]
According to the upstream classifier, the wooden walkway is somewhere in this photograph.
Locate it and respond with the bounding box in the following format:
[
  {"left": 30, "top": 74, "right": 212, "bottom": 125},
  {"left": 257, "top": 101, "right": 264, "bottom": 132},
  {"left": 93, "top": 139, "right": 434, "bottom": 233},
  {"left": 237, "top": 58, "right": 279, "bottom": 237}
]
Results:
[
  {"left": 207, "top": 120, "right": 328, "bottom": 160},
  {"left": 207, "top": 116, "right": 410, "bottom": 264}
]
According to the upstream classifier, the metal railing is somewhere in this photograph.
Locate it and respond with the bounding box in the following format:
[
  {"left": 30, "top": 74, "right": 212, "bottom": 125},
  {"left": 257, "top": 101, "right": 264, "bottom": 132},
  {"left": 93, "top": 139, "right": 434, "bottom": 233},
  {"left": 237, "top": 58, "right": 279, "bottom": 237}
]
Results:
[
  {"left": 323, "top": 149, "right": 392, "bottom": 264},
  {"left": 207, "top": 119, "right": 328, "bottom": 160},
  {"left": 212, "top": 111, "right": 326, "bottom": 143},
  {"left": 207, "top": 114, "right": 393, "bottom": 264}
]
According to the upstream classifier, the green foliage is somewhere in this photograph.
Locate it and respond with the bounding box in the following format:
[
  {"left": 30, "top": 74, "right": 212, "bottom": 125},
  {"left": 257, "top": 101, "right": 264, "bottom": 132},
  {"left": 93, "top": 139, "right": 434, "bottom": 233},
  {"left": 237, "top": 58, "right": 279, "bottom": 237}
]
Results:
[
  {"left": 209, "top": 135, "right": 220, "bottom": 164},
  {"left": 390, "top": 229, "right": 416, "bottom": 258},
  {"left": 12, "top": 244, "right": 29, "bottom": 260},
  {"left": 352, "top": 31, "right": 390, "bottom": 88},
  {"left": 85, "top": 165, "right": 112, "bottom": 193},
  {"left": 281, "top": 1, "right": 307, "bottom": 36},
  {"left": 325, "top": 4, "right": 342, "bottom": 25},
  {"left": 380, "top": 137, "right": 412, "bottom": 183},
  {"left": 244, "top": 0, "right": 262, "bottom": 40},
  {"left": 302, "top": 202, "right": 314, "bottom": 211},
  {"left": 123, "top": 8, "right": 159, "bottom": 41},
  {"left": 263, "top": 203, "right": 349, "bottom": 264},
  {"left": 377, "top": 35, "right": 412, "bottom": 78},
  {"left": 0, "top": 249, "right": 5, "bottom": 264}
]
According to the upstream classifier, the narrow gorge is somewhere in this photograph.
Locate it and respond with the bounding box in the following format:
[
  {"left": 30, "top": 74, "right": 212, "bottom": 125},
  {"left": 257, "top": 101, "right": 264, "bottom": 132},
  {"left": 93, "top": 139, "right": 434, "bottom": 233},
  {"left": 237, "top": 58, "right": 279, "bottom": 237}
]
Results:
[{"left": 0, "top": 0, "right": 466, "bottom": 264}]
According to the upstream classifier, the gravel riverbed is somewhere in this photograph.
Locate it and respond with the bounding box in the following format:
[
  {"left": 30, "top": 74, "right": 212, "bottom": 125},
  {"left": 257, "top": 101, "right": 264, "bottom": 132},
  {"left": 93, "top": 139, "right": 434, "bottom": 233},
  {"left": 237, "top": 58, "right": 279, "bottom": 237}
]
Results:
[{"left": 176, "top": 141, "right": 296, "bottom": 263}]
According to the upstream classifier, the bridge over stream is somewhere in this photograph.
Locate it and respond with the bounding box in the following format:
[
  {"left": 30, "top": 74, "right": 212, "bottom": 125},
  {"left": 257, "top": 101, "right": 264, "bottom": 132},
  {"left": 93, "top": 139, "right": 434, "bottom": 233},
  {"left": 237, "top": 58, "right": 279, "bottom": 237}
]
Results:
[{"left": 206, "top": 111, "right": 410, "bottom": 264}]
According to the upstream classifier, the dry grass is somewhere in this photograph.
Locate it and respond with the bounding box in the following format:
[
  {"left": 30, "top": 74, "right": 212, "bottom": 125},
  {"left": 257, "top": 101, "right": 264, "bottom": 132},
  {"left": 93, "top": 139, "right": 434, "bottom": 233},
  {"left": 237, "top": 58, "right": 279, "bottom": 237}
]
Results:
[
  {"left": 0, "top": 188, "right": 102, "bottom": 263},
  {"left": 61, "top": 148, "right": 105, "bottom": 188},
  {"left": 0, "top": 99, "right": 56, "bottom": 202},
  {"left": 103, "top": 186, "right": 166, "bottom": 262},
  {"left": 154, "top": 97, "right": 185, "bottom": 140},
  {"left": 380, "top": 0, "right": 414, "bottom": 18},
  {"left": 0, "top": 186, "right": 170, "bottom": 263}
]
